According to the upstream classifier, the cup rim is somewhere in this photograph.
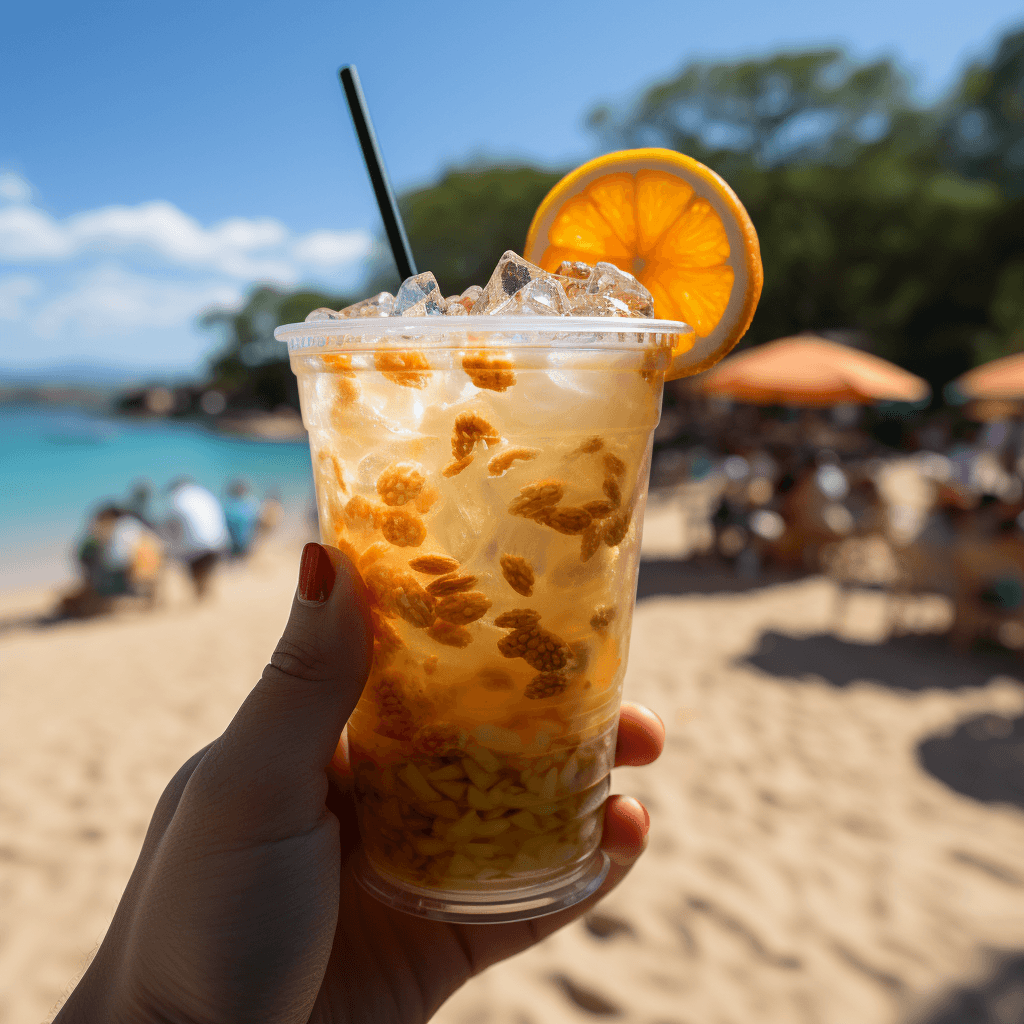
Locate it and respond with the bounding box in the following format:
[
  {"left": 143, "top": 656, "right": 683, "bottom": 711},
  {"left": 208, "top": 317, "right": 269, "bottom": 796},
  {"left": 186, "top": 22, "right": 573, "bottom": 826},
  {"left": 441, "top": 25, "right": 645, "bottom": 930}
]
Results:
[{"left": 275, "top": 315, "right": 693, "bottom": 350}]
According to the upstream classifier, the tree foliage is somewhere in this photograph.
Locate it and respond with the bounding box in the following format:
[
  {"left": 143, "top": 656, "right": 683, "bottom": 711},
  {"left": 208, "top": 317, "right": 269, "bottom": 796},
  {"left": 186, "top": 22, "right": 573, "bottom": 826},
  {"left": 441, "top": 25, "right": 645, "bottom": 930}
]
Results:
[
  {"left": 199, "top": 286, "right": 355, "bottom": 411},
  {"left": 942, "top": 26, "right": 1024, "bottom": 195},
  {"left": 368, "top": 164, "right": 564, "bottom": 296},
  {"left": 589, "top": 41, "right": 1024, "bottom": 394},
  {"left": 200, "top": 26, "right": 1024, "bottom": 409}
]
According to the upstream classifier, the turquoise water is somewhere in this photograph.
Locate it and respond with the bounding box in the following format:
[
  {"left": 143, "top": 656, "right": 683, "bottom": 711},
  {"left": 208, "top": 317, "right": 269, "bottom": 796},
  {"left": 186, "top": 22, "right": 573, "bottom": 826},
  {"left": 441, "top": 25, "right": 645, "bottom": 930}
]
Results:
[{"left": 1, "top": 404, "right": 316, "bottom": 589}]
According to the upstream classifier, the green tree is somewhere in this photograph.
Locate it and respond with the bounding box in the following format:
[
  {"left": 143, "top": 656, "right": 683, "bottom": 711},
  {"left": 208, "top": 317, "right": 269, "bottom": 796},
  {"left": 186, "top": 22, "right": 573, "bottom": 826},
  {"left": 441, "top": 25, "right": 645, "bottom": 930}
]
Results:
[
  {"left": 588, "top": 50, "right": 935, "bottom": 184},
  {"left": 942, "top": 26, "right": 1024, "bottom": 195},
  {"left": 199, "top": 286, "right": 356, "bottom": 412},
  {"left": 588, "top": 44, "right": 1024, "bottom": 394},
  {"left": 198, "top": 29, "right": 1024, "bottom": 408},
  {"left": 367, "top": 163, "right": 565, "bottom": 296}
]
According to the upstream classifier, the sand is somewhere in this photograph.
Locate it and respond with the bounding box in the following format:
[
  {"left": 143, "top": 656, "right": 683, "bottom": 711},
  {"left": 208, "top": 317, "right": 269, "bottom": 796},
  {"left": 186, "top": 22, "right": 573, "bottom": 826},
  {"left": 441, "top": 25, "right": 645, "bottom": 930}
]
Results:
[{"left": 3, "top": 507, "right": 1024, "bottom": 1024}]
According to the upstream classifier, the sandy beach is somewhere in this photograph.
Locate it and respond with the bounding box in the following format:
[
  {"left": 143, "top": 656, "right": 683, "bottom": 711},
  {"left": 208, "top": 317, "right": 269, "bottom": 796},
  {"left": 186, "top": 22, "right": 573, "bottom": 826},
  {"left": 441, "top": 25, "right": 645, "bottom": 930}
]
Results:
[{"left": 3, "top": 505, "right": 1024, "bottom": 1024}]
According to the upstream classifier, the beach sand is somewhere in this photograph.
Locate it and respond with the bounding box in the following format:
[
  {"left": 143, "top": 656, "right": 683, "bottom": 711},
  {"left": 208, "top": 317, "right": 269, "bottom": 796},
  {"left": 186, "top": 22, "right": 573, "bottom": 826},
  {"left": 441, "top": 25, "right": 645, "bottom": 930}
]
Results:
[{"left": 3, "top": 507, "right": 1024, "bottom": 1024}]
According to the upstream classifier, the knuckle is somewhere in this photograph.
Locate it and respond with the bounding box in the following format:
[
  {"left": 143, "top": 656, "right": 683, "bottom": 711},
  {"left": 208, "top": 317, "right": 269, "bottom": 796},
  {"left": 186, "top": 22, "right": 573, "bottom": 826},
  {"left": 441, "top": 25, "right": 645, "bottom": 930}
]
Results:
[{"left": 268, "top": 630, "right": 326, "bottom": 683}]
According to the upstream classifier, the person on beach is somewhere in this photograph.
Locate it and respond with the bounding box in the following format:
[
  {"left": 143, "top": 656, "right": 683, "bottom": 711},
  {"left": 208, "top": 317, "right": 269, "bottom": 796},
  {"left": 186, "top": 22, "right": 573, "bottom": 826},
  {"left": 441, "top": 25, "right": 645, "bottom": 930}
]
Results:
[
  {"left": 259, "top": 488, "right": 285, "bottom": 539},
  {"left": 59, "top": 505, "right": 164, "bottom": 617},
  {"left": 222, "top": 478, "right": 262, "bottom": 558},
  {"left": 123, "top": 479, "right": 156, "bottom": 529},
  {"left": 162, "top": 478, "right": 231, "bottom": 599},
  {"left": 53, "top": 542, "right": 661, "bottom": 1024}
]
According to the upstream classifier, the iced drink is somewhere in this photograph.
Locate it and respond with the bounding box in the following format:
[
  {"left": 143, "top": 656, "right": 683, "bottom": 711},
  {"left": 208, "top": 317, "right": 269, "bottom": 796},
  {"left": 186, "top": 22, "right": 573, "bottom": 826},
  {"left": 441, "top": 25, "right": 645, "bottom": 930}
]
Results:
[{"left": 276, "top": 254, "right": 692, "bottom": 922}]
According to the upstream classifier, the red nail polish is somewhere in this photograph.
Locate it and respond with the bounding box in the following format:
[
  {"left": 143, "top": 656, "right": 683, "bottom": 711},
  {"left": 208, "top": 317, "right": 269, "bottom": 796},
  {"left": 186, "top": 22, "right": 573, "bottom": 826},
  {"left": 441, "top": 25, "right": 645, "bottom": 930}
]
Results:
[
  {"left": 299, "top": 542, "right": 335, "bottom": 604},
  {"left": 641, "top": 804, "right": 650, "bottom": 830}
]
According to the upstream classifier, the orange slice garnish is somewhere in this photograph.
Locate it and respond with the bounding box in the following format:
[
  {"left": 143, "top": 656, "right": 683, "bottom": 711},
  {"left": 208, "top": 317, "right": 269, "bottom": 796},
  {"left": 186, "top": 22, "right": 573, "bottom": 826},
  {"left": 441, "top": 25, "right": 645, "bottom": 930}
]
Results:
[{"left": 524, "top": 148, "right": 762, "bottom": 380}]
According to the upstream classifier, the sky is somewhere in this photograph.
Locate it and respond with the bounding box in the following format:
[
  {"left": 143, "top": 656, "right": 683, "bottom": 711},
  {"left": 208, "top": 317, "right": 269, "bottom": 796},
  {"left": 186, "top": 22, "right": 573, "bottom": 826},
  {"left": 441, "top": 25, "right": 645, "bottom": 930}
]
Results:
[{"left": 2, "top": 0, "right": 1023, "bottom": 378}]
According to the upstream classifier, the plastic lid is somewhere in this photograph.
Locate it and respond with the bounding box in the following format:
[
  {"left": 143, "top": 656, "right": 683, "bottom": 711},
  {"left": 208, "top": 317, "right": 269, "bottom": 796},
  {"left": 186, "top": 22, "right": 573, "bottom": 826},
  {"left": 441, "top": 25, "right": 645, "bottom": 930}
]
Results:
[{"left": 275, "top": 315, "right": 693, "bottom": 350}]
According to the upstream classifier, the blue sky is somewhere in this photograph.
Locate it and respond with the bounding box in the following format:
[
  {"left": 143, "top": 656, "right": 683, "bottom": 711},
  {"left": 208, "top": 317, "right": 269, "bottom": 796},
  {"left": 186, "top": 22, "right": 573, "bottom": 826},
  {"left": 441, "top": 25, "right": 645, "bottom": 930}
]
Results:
[{"left": 2, "top": 0, "right": 1023, "bottom": 377}]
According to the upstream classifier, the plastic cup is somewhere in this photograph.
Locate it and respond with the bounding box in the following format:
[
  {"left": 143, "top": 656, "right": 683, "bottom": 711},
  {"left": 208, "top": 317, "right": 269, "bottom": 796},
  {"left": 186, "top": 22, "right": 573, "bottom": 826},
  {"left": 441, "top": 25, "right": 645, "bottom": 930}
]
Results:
[{"left": 276, "top": 315, "right": 692, "bottom": 922}]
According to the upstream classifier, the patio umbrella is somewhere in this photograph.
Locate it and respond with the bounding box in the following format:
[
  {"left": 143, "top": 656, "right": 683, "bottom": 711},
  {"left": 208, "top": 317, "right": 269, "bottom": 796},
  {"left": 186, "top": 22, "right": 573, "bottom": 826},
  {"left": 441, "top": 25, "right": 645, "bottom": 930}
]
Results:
[
  {"left": 955, "top": 353, "right": 1024, "bottom": 401},
  {"left": 695, "top": 335, "right": 930, "bottom": 406}
]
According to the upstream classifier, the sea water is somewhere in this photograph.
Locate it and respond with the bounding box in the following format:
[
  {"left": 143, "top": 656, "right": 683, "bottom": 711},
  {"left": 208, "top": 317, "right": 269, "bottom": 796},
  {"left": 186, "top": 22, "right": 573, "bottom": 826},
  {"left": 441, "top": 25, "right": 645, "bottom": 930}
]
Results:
[{"left": 0, "top": 404, "right": 315, "bottom": 591}]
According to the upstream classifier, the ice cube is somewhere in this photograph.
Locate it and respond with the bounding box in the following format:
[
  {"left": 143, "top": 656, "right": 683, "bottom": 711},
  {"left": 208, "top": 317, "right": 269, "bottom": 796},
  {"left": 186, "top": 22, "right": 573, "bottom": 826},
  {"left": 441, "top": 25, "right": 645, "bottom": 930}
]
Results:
[
  {"left": 554, "top": 260, "right": 594, "bottom": 301},
  {"left": 445, "top": 284, "right": 482, "bottom": 314},
  {"left": 585, "top": 263, "right": 654, "bottom": 317},
  {"left": 305, "top": 307, "right": 346, "bottom": 321},
  {"left": 472, "top": 252, "right": 550, "bottom": 313},
  {"left": 444, "top": 296, "right": 469, "bottom": 316},
  {"left": 492, "top": 277, "right": 570, "bottom": 316},
  {"left": 335, "top": 292, "right": 396, "bottom": 318},
  {"left": 568, "top": 293, "right": 633, "bottom": 317},
  {"left": 393, "top": 273, "right": 447, "bottom": 316}
]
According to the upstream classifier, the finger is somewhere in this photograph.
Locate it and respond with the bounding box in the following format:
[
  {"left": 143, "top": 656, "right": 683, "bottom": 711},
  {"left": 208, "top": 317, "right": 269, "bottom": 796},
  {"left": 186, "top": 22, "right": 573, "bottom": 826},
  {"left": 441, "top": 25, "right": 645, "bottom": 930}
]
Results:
[
  {"left": 614, "top": 703, "right": 665, "bottom": 767},
  {"left": 526, "top": 795, "right": 649, "bottom": 944},
  {"left": 142, "top": 744, "right": 215, "bottom": 848},
  {"left": 452, "top": 795, "right": 650, "bottom": 972},
  {"left": 600, "top": 794, "right": 650, "bottom": 865},
  {"left": 200, "top": 543, "right": 373, "bottom": 837}
]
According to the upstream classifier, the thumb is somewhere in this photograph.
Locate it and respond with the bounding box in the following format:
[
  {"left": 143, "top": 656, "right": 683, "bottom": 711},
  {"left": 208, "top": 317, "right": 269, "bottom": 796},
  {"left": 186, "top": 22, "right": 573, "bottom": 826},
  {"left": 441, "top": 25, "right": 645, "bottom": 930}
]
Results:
[{"left": 205, "top": 542, "right": 374, "bottom": 839}]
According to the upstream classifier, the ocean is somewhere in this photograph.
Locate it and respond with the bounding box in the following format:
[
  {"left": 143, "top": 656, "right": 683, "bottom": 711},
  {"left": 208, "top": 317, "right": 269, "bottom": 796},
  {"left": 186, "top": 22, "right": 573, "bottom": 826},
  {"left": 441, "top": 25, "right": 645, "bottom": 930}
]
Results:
[{"left": 1, "top": 404, "right": 316, "bottom": 591}]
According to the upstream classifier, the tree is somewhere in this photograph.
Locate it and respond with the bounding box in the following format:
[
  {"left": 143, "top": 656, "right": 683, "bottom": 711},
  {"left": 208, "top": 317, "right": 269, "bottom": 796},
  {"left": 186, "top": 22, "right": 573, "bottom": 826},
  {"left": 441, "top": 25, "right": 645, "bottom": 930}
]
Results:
[
  {"left": 367, "top": 163, "right": 565, "bottom": 297},
  {"left": 588, "top": 43, "right": 1024, "bottom": 395},
  {"left": 199, "top": 286, "right": 356, "bottom": 412},
  {"left": 942, "top": 26, "right": 1024, "bottom": 196},
  {"left": 196, "top": 28, "right": 1024, "bottom": 409}
]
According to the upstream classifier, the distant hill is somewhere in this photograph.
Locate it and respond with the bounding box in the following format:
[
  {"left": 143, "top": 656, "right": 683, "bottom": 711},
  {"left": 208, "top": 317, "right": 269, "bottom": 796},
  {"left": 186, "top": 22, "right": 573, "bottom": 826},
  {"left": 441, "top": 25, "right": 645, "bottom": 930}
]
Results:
[{"left": 0, "top": 362, "right": 193, "bottom": 389}]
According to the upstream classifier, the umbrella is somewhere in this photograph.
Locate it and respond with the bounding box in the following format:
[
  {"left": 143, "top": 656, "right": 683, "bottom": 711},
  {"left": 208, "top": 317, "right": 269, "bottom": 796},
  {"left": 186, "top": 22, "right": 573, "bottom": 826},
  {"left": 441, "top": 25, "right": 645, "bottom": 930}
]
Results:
[
  {"left": 695, "top": 335, "right": 930, "bottom": 407},
  {"left": 955, "top": 353, "right": 1024, "bottom": 401}
]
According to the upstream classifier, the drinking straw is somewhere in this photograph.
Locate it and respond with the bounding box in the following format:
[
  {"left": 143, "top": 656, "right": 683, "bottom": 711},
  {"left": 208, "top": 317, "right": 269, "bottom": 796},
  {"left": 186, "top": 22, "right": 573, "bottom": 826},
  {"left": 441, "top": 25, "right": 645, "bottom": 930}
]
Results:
[{"left": 339, "top": 65, "right": 418, "bottom": 280}]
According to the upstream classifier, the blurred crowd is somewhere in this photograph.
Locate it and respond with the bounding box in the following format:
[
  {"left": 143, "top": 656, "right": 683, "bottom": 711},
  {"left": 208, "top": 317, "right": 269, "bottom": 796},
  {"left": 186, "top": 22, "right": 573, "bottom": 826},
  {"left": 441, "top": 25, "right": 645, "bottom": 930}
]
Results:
[
  {"left": 658, "top": 396, "right": 1024, "bottom": 654},
  {"left": 59, "top": 479, "right": 283, "bottom": 618}
]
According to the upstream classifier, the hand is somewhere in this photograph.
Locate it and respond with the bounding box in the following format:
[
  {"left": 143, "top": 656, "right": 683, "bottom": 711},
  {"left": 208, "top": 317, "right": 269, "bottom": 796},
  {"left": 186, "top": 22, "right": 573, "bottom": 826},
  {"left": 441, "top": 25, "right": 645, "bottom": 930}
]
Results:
[{"left": 56, "top": 543, "right": 664, "bottom": 1024}]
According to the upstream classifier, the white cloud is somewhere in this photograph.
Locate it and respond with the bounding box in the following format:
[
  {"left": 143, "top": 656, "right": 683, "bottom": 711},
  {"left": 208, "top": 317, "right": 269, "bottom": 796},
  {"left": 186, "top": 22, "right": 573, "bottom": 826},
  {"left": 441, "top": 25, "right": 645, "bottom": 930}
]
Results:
[
  {"left": 0, "top": 274, "right": 42, "bottom": 320},
  {"left": 291, "top": 229, "right": 372, "bottom": 267},
  {"left": 0, "top": 171, "right": 33, "bottom": 204},
  {"left": 0, "top": 205, "right": 71, "bottom": 260},
  {"left": 0, "top": 174, "right": 375, "bottom": 371},
  {"left": 0, "top": 178, "right": 373, "bottom": 281},
  {"left": 31, "top": 265, "right": 243, "bottom": 340}
]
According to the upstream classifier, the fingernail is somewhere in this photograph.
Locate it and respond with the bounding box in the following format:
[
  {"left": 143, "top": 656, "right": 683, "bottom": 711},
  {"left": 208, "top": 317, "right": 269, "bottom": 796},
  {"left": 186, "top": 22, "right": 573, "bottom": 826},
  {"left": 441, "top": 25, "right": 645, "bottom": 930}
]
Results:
[
  {"left": 298, "top": 542, "right": 335, "bottom": 604},
  {"left": 641, "top": 803, "right": 650, "bottom": 831}
]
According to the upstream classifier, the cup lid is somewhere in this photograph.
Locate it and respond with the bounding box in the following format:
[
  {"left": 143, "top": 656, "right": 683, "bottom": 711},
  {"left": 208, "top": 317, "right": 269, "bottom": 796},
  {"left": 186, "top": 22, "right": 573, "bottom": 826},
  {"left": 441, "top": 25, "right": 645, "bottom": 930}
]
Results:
[{"left": 275, "top": 315, "right": 693, "bottom": 350}]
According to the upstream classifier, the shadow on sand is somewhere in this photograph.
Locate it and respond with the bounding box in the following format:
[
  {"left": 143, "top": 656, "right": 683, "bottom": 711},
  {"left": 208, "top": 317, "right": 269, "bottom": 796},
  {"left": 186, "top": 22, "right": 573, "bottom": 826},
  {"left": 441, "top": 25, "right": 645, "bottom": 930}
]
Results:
[
  {"left": 741, "top": 630, "right": 1023, "bottom": 693},
  {"left": 738, "top": 628, "right": 1024, "bottom": 813},
  {"left": 0, "top": 609, "right": 63, "bottom": 637},
  {"left": 911, "top": 952, "right": 1024, "bottom": 1024},
  {"left": 918, "top": 713, "right": 1024, "bottom": 811},
  {"left": 636, "top": 557, "right": 807, "bottom": 600}
]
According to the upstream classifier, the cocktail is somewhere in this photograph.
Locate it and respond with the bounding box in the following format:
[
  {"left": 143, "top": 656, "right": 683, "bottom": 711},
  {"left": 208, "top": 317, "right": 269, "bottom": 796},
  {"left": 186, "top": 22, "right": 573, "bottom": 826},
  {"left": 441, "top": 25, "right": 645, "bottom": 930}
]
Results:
[{"left": 277, "top": 148, "right": 762, "bottom": 922}]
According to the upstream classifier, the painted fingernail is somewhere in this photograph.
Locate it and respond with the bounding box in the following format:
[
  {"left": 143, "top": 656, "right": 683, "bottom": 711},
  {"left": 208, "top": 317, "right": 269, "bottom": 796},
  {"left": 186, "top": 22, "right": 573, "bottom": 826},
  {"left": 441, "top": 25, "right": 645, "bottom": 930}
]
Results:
[
  {"left": 298, "top": 542, "right": 335, "bottom": 604},
  {"left": 641, "top": 803, "right": 650, "bottom": 831}
]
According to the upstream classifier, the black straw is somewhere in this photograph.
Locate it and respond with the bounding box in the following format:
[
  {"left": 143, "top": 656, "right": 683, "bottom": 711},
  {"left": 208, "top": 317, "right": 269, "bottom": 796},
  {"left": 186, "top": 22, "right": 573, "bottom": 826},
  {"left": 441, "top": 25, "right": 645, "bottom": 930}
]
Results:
[{"left": 339, "top": 65, "right": 417, "bottom": 281}]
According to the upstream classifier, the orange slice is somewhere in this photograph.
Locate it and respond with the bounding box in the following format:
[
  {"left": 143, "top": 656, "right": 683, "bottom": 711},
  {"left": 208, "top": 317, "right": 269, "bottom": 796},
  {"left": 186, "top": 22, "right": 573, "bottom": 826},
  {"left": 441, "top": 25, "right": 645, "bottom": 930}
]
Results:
[{"left": 524, "top": 148, "right": 762, "bottom": 380}]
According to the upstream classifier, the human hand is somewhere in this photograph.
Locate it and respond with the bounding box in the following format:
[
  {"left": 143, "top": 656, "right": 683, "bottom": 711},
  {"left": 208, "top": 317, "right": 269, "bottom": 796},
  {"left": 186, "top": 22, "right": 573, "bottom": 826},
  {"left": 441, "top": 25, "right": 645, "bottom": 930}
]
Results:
[{"left": 56, "top": 543, "right": 664, "bottom": 1024}]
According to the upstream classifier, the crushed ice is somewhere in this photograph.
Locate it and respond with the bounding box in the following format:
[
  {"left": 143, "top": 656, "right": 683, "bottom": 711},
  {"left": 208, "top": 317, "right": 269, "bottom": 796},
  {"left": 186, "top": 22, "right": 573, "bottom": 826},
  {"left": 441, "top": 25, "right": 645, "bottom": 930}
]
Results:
[{"left": 305, "top": 252, "right": 654, "bottom": 322}]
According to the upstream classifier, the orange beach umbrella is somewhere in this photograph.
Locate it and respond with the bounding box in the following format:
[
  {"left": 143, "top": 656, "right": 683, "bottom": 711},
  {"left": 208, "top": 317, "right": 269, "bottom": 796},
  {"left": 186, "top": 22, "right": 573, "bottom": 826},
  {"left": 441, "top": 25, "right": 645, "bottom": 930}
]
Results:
[
  {"left": 955, "top": 353, "right": 1024, "bottom": 401},
  {"left": 695, "top": 335, "right": 930, "bottom": 407}
]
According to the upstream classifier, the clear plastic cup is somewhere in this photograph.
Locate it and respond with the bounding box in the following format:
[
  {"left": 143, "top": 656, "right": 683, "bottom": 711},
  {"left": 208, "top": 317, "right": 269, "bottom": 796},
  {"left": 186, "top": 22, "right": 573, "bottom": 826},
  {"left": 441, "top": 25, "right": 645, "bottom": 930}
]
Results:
[{"left": 276, "top": 315, "right": 692, "bottom": 922}]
